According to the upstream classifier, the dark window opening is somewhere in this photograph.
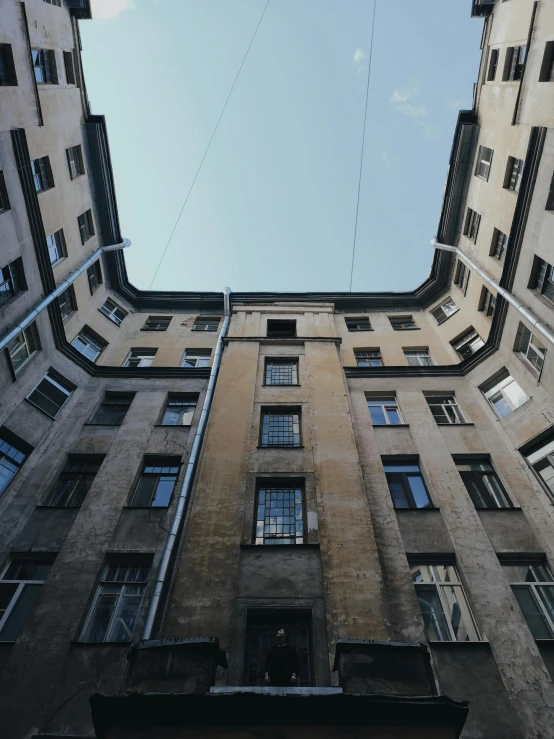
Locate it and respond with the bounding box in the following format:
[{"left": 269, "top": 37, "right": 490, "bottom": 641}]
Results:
[
  {"left": 487, "top": 48, "right": 499, "bottom": 81},
  {"left": 143, "top": 316, "right": 172, "bottom": 331},
  {"left": 58, "top": 285, "right": 77, "bottom": 320},
  {"left": 0, "top": 557, "right": 54, "bottom": 641},
  {"left": 267, "top": 320, "right": 296, "bottom": 338},
  {"left": 193, "top": 316, "right": 220, "bottom": 332},
  {"left": 503, "top": 45, "right": 526, "bottom": 81},
  {"left": 455, "top": 458, "right": 512, "bottom": 508},
  {"left": 87, "top": 260, "right": 102, "bottom": 294},
  {"left": 63, "top": 50, "right": 75, "bottom": 84},
  {"left": 31, "top": 156, "right": 54, "bottom": 192},
  {"left": 0, "top": 258, "right": 26, "bottom": 307},
  {"left": 91, "top": 392, "right": 135, "bottom": 425},
  {"left": 32, "top": 48, "right": 57, "bottom": 84},
  {"left": 78, "top": 209, "right": 95, "bottom": 244},
  {"left": 44, "top": 455, "right": 104, "bottom": 507},
  {"left": 463, "top": 208, "right": 481, "bottom": 243},
  {"left": 129, "top": 458, "right": 180, "bottom": 507},
  {"left": 384, "top": 460, "right": 431, "bottom": 509},
  {"left": 0, "top": 427, "right": 32, "bottom": 499},
  {"left": 539, "top": 41, "right": 554, "bottom": 82},
  {"left": 0, "top": 171, "right": 11, "bottom": 212},
  {"left": 0, "top": 44, "right": 17, "bottom": 86},
  {"left": 345, "top": 317, "right": 372, "bottom": 332}
]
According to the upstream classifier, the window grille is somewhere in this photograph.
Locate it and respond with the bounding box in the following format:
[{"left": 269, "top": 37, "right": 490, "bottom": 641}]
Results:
[
  {"left": 260, "top": 410, "right": 301, "bottom": 447},
  {"left": 354, "top": 350, "right": 383, "bottom": 367},
  {"left": 255, "top": 485, "right": 304, "bottom": 545},
  {"left": 265, "top": 360, "right": 298, "bottom": 385},
  {"left": 44, "top": 456, "right": 103, "bottom": 507},
  {"left": 431, "top": 298, "right": 458, "bottom": 325}
]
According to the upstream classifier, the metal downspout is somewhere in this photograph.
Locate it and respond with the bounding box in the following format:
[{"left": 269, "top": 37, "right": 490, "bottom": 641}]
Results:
[
  {"left": 431, "top": 239, "right": 554, "bottom": 348},
  {"left": 0, "top": 239, "right": 131, "bottom": 351},
  {"left": 141, "top": 286, "right": 232, "bottom": 641}
]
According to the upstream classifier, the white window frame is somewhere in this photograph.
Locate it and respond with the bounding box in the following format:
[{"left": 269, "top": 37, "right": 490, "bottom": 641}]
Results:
[
  {"left": 366, "top": 396, "right": 403, "bottom": 425},
  {"left": 483, "top": 371, "right": 529, "bottom": 418},
  {"left": 389, "top": 315, "right": 417, "bottom": 330},
  {"left": 0, "top": 560, "right": 50, "bottom": 640},
  {"left": 526, "top": 437, "right": 554, "bottom": 502},
  {"left": 404, "top": 349, "right": 434, "bottom": 367},
  {"left": 426, "top": 395, "right": 465, "bottom": 425},
  {"left": 46, "top": 229, "right": 66, "bottom": 265},
  {"left": 192, "top": 317, "right": 220, "bottom": 332},
  {"left": 99, "top": 298, "right": 128, "bottom": 327},
  {"left": 354, "top": 350, "right": 383, "bottom": 367},
  {"left": 181, "top": 350, "right": 211, "bottom": 368},
  {"left": 161, "top": 396, "right": 197, "bottom": 426},
  {"left": 26, "top": 371, "right": 72, "bottom": 419},
  {"left": 452, "top": 329, "right": 485, "bottom": 359},
  {"left": 124, "top": 350, "right": 157, "bottom": 368},
  {"left": 71, "top": 330, "right": 105, "bottom": 362},
  {"left": 515, "top": 323, "right": 546, "bottom": 374},
  {"left": 475, "top": 145, "right": 493, "bottom": 180},
  {"left": 503, "top": 562, "right": 554, "bottom": 639},
  {"left": 67, "top": 145, "right": 84, "bottom": 179},
  {"left": 431, "top": 297, "right": 458, "bottom": 325},
  {"left": 8, "top": 325, "right": 38, "bottom": 374}
]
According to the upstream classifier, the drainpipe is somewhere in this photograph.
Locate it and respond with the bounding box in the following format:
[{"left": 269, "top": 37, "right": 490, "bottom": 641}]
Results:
[
  {"left": 431, "top": 238, "right": 554, "bottom": 348},
  {"left": 0, "top": 239, "right": 131, "bottom": 352},
  {"left": 141, "top": 286, "right": 233, "bottom": 641}
]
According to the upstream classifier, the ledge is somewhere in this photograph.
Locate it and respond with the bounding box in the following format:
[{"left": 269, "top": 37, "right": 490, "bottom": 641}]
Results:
[
  {"left": 373, "top": 424, "right": 410, "bottom": 428},
  {"left": 210, "top": 687, "right": 342, "bottom": 695},
  {"left": 438, "top": 422, "right": 475, "bottom": 427},
  {"left": 428, "top": 640, "right": 490, "bottom": 649},
  {"left": 224, "top": 337, "right": 341, "bottom": 345},
  {"left": 240, "top": 543, "right": 320, "bottom": 551}
]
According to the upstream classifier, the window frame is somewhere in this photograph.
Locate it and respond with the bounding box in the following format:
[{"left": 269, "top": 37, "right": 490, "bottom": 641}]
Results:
[
  {"left": 490, "top": 228, "right": 508, "bottom": 262},
  {"left": 530, "top": 256, "right": 554, "bottom": 304},
  {"left": 425, "top": 394, "right": 466, "bottom": 425},
  {"left": 455, "top": 457, "right": 512, "bottom": 509},
  {"left": 383, "top": 460, "right": 432, "bottom": 509},
  {"left": 502, "top": 560, "right": 554, "bottom": 639},
  {"left": 87, "top": 260, "right": 102, "bottom": 295},
  {"left": 46, "top": 229, "right": 66, "bottom": 266},
  {"left": 475, "top": 145, "right": 493, "bottom": 180},
  {"left": 463, "top": 208, "right": 481, "bottom": 243},
  {"left": 482, "top": 370, "right": 529, "bottom": 418},
  {"left": 503, "top": 45, "right": 526, "bottom": 81},
  {"left": 0, "top": 428, "right": 32, "bottom": 499},
  {"left": 90, "top": 392, "right": 135, "bottom": 426},
  {"left": 71, "top": 327, "right": 106, "bottom": 363},
  {"left": 99, "top": 298, "right": 128, "bottom": 327},
  {"left": 192, "top": 316, "right": 220, "bottom": 332},
  {"left": 160, "top": 394, "right": 198, "bottom": 426},
  {"left": 504, "top": 157, "right": 524, "bottom": 193},
  {"left": 0, "top": 258, "right": 26, "bottom": 308},
  {"left": 354, "top": 349, "right": 383, "bottom": 367},
  {"left": 0, "top": 558, "right": 53, "bottom": 641},
  {"left": 479, "top": 287, "right": 496, "bottom": 318},
  {"left": 514, "top": 323, "right": 546, "bottom": 375},
  {"left": 181, "top": 349, "right": 211, "bottom": 368},
  {"left": 0, "top": 171, "right": 11, "bottom": 213},
  {"left": 345, "top": 317, "right": 372, "bottom": 332},
  {"left": 7, "top": 323, "right": 40, "bottom": 376},
  {"left": 487, "top": 48, "right": 499, "bottom": 81},
  {"left": 58, "top": 285, "right": 77, "bottom": 321},
  {"left": 66, "top": 144, "right": 84, "bottom": 179},
  {"left": 31, "top": 156, "right": 54, "bottom": 193},
  {"left": 431, "top": 297, "right": 458, "bottom": 325},
  {"left": 253, "top": 480, "right": 306, "bottom": 546},
  {"left": 63, "top": 50, "right": 75, "bottom": 85},
  {"left": 264, "top": 358, "right": 299, "bottom": 386},
  {"left": 31, "top": 48, "right": 57, "bottom": 84},
  {"left": 522, "top": 432, "right": 554, "bottom": 502},
  {"left": 404, "top": 348, "right": 434, "bottom": 367},
  {"left": 43, "top": 454, "right": 103, "bottom": 507},
  {"left": 389, "top": 315, "right": 418, "bottom": 331},
  {"left": 547, "top": 172, "right": 554, "bottom": 212},
  {"left": 259, "top": 407, "right": 302, "bottom": 448},
  {"left": 454, "top": 260, "right": 470, "bottom": 295},
  {"left": 451, "top": 328, "right": 485, "bottom": 359},
  {"left": 366, "top": 395, "right": 403, "bottom": 426},
  {"left": 78, "top": 209, "right": 95, "bottom": 244},
  {"left": 123, "top": 349, "right": 157, "bottom": 368},
  {"left": 26, "top": 370, "right": 73, "bottom": 419},
  {"left": 128, "top": 458, "right": 181, "bottom": 508}
]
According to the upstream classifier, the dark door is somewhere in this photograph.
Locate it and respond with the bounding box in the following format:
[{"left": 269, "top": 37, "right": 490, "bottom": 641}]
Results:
[{"left": 245, "top": 615, "right": 312, "bottom": 686}]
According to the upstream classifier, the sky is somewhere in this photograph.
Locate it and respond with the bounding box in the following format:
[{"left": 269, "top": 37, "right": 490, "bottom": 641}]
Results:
[{"left": 81, "top": 0, "right": 483, "bottom": 294}]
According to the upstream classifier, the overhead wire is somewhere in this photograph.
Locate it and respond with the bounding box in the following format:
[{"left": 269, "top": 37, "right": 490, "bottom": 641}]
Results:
[
  {"left": 349, "top": 0, "right": 377, "bottom": 292},
  {"left": 148, "top": 0, "right": 271, "bottom": 289}
]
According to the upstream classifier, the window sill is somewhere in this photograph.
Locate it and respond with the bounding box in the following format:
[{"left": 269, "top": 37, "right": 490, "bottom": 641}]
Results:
[
  {"left": 241, "top": 543, "right": 320, "bottom": 550},
  {"left": 83, "top": 423, "right": 123, "bottom": 427},
  {"left": 262, "top": 384, "right": 301, "bottom": 387},
  {"left": 373, "top": 423, "right": 410, "bottom": 428},
  {"left": 394, "top": 507, "right": 440, "bottom": 512},
  {"left": 347, "top": 329, "right": 374, "bottom": 332},
  {"left": 256, "top": 445, "right": 305, "bottom": 450},
  {"left": 436, "top": 422, "right": 475, "bottom": 427},
  {"left": 392, "top": 328, "right": 420, "bottom": 331},
  {"left": 428, "top": 640, "right": 489, "bottom": 648},
  {"left": 476, "top": 506, "right": 521, "bottom": 511},
  {"left": 141, "top": 328, "right": 169, "bottom": 332},
  {"left": 122, "top": 505, "right": 169, "bottom": 510},
  {"left": 50, "top": 257, "right": 66, "bottom": 268},
  {"left": 35, "top": 505, "right": 81, "bottom": 510},
  {"left": 71, "top": 640, "right": 131, "bottom": 647},
  {"left": 153, "top": 424, "right": 192, "bottom": 428}
]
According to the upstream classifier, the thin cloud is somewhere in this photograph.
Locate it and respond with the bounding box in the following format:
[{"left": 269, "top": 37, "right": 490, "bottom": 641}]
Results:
[
  {"left": 444, "top": 97, "right": 467, "bottom": 111},
  {"left": 91, "top": 0, "right": 134, "bottom": 20},
  {"left": 352, "top": 48, "right": 367, "bottom": 74},
  {"left": 390, "top": 81, "right": 439, "bottom": 139}
]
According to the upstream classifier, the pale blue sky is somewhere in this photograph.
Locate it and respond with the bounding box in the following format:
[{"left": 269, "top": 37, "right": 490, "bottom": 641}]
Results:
[{"left": 81, "top": 0, "right": 482, "bottom": 293}]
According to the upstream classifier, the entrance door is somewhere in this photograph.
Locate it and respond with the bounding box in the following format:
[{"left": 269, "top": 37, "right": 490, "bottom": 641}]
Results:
[{"left": 244, "top": 612, "right": 312, "bottom": 686}]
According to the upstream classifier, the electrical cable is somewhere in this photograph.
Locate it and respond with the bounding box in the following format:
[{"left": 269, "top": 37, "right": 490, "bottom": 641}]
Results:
[
  {"left": 149, "top": 0, "right": 271, "bottom": 289},
  {"left": 349, "top": 0, "right": 377, "bottom": 292}
]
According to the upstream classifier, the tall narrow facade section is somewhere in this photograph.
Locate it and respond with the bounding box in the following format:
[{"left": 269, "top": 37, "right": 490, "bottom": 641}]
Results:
[{"left": 1, "top": 1, "right": 554, "bottom": 738}]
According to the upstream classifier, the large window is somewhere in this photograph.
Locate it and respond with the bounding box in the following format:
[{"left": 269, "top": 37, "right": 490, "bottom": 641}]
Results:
[
  {"left": 411, "top": 562, "right": 480, "bottom": 642},
  {"left": 129, "top": 459, "right": 180, "bottom": 507},
  {"left": 0, "top": 428, "right": 31, "bottom": 498},
  {"left": 487, "top": 48, "right": 499, "bottom": 81},
  {"left": 26, "top": 371, "right": 73, "bottom": 418},
  {"left": 504, "top": 157, "right": 524, "bottom": 193},
  {"left": 0, "top": 170, "right": 11, "bottom": 213},
  {"left": 123, "top": 349, "right": 157, "bottom": 368},
  {"left": 181, "top": 349, "right": 211, "bottom": 368},
  {"left": 482, "top": 370, "right": 529, "bottom": 418},
  {"left": 46, "top": 229, "right": 66, "bottom": 265},
  {"left": 143, "top": 316, "right": 171, "bottom": 331},
  {"left": 80, "top": 561, "right": 149, "bottom": 643},
  {"left": 66, "top": 145, "right": 84, "bottom": 179},
  {"left": 345, "top": 317, "right": 372, "bottom": 332},
  {"left": 63, "top": 50, "right": 75, "bottom": 84},
  {"left": 383, "top": 461, "right": 431, "bottom": 509},
  {"left": 475, "top": 145, "right": 493, "bottom": 180},
  {"left": 192, "top": 316, "right": 220, "bottom": 332},
  {"left": 431, "top": 297, "right": 458, "bottom": 325},
  {"left": 267, "top": 320, "right": 296, "bottom": 338},
  {"left": 425, "top": 394, "right": 465, "bottom": 425},
  {"left": 389, "top": 315, "right": 417, "bottom": 330},
  {"left": 0, "top": 44, "right": 17, "bottom": 86},
  {"left": 503, "top": 45, "right": 526, "bottom": 81},
  {"left": 265, "top": 359, "right": 298, "bottom": 386},
  {"left": 31, "top": 156, "right": 54, "bottom": 192},
  {"left": 530, "top": 256, "right": 554, "bottom": 304},
  {"left": 454, "top": 260, "right": 470, "bottom": 294},
  {"left": 539, "top": 41, "right": 554, "bottom": 82},
  {"left": 87, "top": 260, "right": 102, "bottom": 294},
  {"left": 354, "top": 350, "right": 383, "bottom": 367},
  {"left": 451, "top": 328, "right": 484, "bottom": 359},
  {"left": 90, "top": 393, "right": 135, "bottom": 425},
  {"left": 367, "top": 396, "right": 403, "bottom": 425},
  {"left": 463, "top": 208, "right": 481, "bottom": 243},
  {"left": 456, "top": 458, "right": 511, "bottom": 508},
  {"left": 99, "top": 298, "right": 127, "bottom": 326},
  {"left": 161, "top": 395, "right": 198, "bottom": 426},
  {"left": 479, "top": 287, "right": 496, "bottom": 318},
  {"left": 7, "top": 323, "right": 40, "bottom": 375},
  {"left": 0, "top": 258, "right": 25, "bottom": 307},
  {"left": 44, "top": 455, "right": 103, "bottom": 507},
  {"left": 491, "top": 229, "right": 508, "bottom": 263},
  {"left": 503, "top": 561, "right": 554, "bottom": 639},
  {"left": 32, "top": 49, "right": 57, "bottom": 84},
  {"left": 522, "top": 431, "right": 554, "bottom": 500},
  {"left": 0, "top": 559, "right": 53, "bottom": 641},
  {"left": 260, "top": 409, "right": 301, "bottom": 447},
  {"left": 78, "top": 209, "right": 95, "bottom": 244},
  {"left": 71, "top": 328, "right": 106, "bottom": 362},
  {"left": 58, "top": 285, "right": 76, "bottom": 320},
  {"left": 255, "top": 482, "right": 304, "bottom": 545},
  {"left": 404, "top": 348, "right": 433, "bottom": 367},
  {"left": 514, "top": 323, "right": 546, "bottom": 374}
]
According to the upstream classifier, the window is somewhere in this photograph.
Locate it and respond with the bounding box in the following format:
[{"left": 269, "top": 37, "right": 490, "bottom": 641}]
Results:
[
  {"left": 487, "top": 48, "right": 499, "bottom": 81},
  {"left": 503, "top": 561, "right": 554, "bottom": 639},
  {"left": 454, "top": 260, "right": 470, "bottom": 294},
  {"left": 345, "top": 317, "right": 372, "bottom": 331},
  {"left": 143, "top": 316, "right": 171, "bottom": 331},
  {"left": 267, "top": 320, "right": 296, "bottom": 338},
  {"left": 505, "top": 157, "right": 524, "bottom": 193},
  {"left": 260, "top": 408, "right": 301, "bottom": 447},
  {"left": 451, "top": 328, "right": 484, "bottom": 359},
  {"left": 367, "top": 396, "right": 403, "bottom": 425},
  {"left": 80, "top": 561, "right": 148, "bottom": 642},
  {"left": 389, "top": 315, "right": 417, "bottom": 330},
  {"left": 44, "top": 0, "right": 62, "bottom": 5},
  {"left": 354, "top": 349, "right": 383, "bottom": 367},
  {"left": 0, "top": 559, "right": 53, "bottom": 641},
  {"left": 482, "top": 370, "right": 529, "bottom": 418},
  {"left": 129, "top": 459, "right": 180, "bottom": 507},
  {"left": 547, "top": 172, "right": 554, "bottom": 211},
  {"left": 91, "top": 392, "right": 135, "bottom": 425},
  {"left": 87, "top": 260, "right": 102, "bottom": 294},
  {"left": 411, "top": 563, "right": 480, "bottom": 642},
  {"left": 265, "top": 359, "right": 298, "bottom": 386},
  {"left": 124, "top": 349, "right": 157, "bottom": 368},
  {"left": 0, "top": 258, "right": 25, "bottom": 307},
  {"left": 431, "top": 297, "right": 458, "bottom": 325},
  {"left": 99, "top": 298, "right": 127, "bottom": 326},
  {"left": 181, "top": 349, "right": 211, "bottom": 368},
  {"left": 32, "top": 49, "right": 57, "bottom": 84},
  {"left": 161, "top": 395, "right": 198, "bottom": 426},
  {"left": 63, "top": 50, "right": 75, "bottom": 84},
  {"left": 456, "top": 458, "right": 511, "bottom": 508},
  {"left": 26, "top": 371, "right": 73, "bottom": 418},
  {"left": 0, "top": 44, "right": 17, "bottom": 86},
  {"left": 426, "top": 395, "right": 465, "bottom": 425},
  {"left": 503, "top": 45, "right": 526, "bottom": 81},
  {"left": 44, "top": 455, "right": 103, "bottom": 507},
  {"left": 0, "top": 171, "right": 10, "bottom": 212},
  {"left": 384, "top": 461, "right": 431, "bottom": 509},
  {"left": 514, "top": 323, "right": 546, "bottom": 374},
  {"left": 0, "top": 428, "right": 31, "bottom": 498},
  {"left": 530, "top": 256, "right": 554, "bottom": 303},
  {"left": 66, "top": 145, "right": 84, "bottom": 179},
  {"left": 479, "top": 288, "right": 496, "bottom": 318},
  {"left": 31, "top": 156, "right": 53, "bottom": 192},
  {"left": 71, "top": 328, "right": 106, "bottom": 362},
  {"left": 46, "top": 229, "right": 66, "bottom": 265},
  {"left": 58, "top": 285, "right": 76, "bottom": 320},
  {"left": 78, "top": 209, "right": 95, "bottom": 244},
  {"left": 7, "top": 323, "right": 40, "bottom": 375},
  {"left": 491, "top": 228, "right": 508, "bottom": 262},
  {"left": 404, "top": 348, "right": 434, "bottom": 367},
  {"left": 463, "top": 208, "right": 481, "bottom": 243},
  {"left": 192, "top": 316, "right": 220, "bottom": 332},
  {"left": 475, "top": 145, "right": 493, "bottom": 180},
  {"left": 539, "top": 41, "right": 554, "bottom": 82},
  {"left": 522, "top": 431, "right": 554, "bottom": 499},
  {"left": 255, "top": 482, "right": 304, "bottom": 545}
]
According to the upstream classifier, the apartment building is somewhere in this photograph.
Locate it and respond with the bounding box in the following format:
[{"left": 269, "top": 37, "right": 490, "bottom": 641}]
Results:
[{"left": 1, "top": 1, "right": 554, "bottom": 738}]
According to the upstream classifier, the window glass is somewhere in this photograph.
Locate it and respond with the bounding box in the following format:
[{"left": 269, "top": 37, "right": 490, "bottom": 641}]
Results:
[
  {"left": 483, "top": 372, "right": 529, "bottom": 417},
  {"left": 384, "top": 463, "right": 431, "bottom": 509},
  {"left": 503, "top": 562, "right": 554, "bottom": 639},
  {"left": 261, "top": 411, "right": 301, "bottom": 447},
  {"left": 45, "top": 456, "right": 102, "bottom": 507},
  {"left": 456, "top": 460, "right": 511, "bottom": 508},
  {"left": 255, "top": 486, "right": 304, "bottom": 545},
  {"left": 181, "top": 350, "right": 211, "bottom": 368},
  {"left": 130, "top": 463, "right": 180, "bottom": 507},
  {"left": 367, "top": 397, "right": 402, "bottom": 425},
  {"left": 0, "top": 559, "right": 52, "bottom": 641},
  {"left": 265, "top": 360, "right": 298, "bottom": 385},
  {"left": 161, "top": 396, "right": 197, "bottom": 426},
  {"left": 0, "top": 431, "right": 29, "bottom": 497},
  {"left": 27, "top": 372, "right": 72, "bottom": 418}
]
